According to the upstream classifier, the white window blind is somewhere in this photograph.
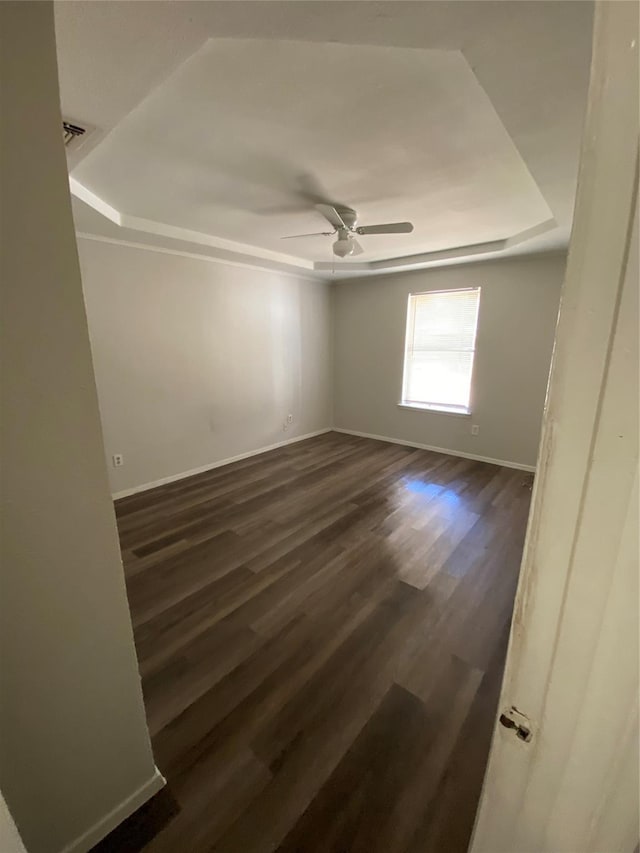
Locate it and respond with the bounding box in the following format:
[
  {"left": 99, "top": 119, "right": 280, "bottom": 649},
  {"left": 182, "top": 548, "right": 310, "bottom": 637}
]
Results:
[{"left": 401, "top": 288, "right": 480, "bottom": 414}]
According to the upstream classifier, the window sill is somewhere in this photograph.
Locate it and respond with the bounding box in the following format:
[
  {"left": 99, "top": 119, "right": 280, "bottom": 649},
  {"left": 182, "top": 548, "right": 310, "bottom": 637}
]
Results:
[{"left": 398, "top": 402, "right": 472, "bottom": 417}]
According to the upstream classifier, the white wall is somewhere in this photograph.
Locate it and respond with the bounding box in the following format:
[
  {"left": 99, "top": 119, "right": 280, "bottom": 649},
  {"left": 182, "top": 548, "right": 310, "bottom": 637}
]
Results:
[
  {"left": 0, "top": 4, "right": 160, "bottom": 852},
  {"left": 77, "top": 238, "right": 332, "bottom": 495},
  {"left": 332, "top": 253, "right": 565, "bottom": 469}
]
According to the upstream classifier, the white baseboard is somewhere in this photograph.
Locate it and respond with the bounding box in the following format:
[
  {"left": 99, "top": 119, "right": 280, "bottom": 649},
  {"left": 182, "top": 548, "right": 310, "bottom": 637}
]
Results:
[
  {"left": 113, "top": 426, "right": 534, "bottom": 500},
  {"left": 112, "top": 428, "right": 333, "bottom": 499},
  {"left": 60, "top": 766, "right": 166, "bottom": 853},
  {"left": 333, "top": 428, "right": 537, "bottom": 472}
]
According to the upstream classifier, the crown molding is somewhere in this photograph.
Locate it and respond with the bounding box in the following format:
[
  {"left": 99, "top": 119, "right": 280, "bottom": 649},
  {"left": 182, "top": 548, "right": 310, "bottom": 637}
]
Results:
[{"left": 70, "top": 178, "right": 559, "bottom": 280}]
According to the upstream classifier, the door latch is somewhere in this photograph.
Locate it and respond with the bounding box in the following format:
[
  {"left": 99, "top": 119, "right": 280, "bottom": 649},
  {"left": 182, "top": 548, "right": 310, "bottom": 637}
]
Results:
[{"left": 499, "top": 706, "right": 533, "bottom": 743}]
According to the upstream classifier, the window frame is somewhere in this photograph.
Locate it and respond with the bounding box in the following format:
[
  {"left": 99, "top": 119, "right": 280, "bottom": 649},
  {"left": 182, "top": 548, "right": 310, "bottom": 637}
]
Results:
[{"left": 399, "top": 286, "right": 481, "bottom": 416}]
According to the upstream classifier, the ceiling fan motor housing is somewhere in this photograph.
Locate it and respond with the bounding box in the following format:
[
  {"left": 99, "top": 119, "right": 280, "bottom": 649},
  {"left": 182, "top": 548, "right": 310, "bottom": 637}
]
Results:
[{"left": 336, "top": 207, "right": 358, "bottom": 230}]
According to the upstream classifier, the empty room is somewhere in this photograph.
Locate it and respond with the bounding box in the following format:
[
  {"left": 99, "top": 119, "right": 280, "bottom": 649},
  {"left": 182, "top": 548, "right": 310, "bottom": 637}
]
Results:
[{"left": 2, "top": 2, "right": 638, "bottom": 853}]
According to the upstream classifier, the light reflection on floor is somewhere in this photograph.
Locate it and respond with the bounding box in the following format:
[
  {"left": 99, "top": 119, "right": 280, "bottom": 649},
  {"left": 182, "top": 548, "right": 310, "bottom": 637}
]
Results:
[
  {"left": 402, "top": 479, "right": 442, "bottom": 499},
  {"left": 383, "top": 477, "right": 478, "bottom": 584},
  {"left": 401, "top": 478, "right": 462, "bottom": 508}
]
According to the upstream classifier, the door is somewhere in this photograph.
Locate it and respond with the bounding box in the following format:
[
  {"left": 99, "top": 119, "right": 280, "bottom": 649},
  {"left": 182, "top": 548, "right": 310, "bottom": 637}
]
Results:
[{"left": 470, "top": 2, "right": 639, "bottom": 851}]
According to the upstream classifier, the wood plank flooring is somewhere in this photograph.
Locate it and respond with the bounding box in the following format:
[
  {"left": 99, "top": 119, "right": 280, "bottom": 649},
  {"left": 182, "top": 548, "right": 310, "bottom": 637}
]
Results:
[{"left": 110, "top": 432, "right": 533, "bottom": 853}]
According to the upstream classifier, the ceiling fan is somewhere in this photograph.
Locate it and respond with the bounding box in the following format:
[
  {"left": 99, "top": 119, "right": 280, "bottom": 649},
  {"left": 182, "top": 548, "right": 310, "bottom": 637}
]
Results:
[{"left": 281, "top": 204, "right": 414, "bottom": 257}]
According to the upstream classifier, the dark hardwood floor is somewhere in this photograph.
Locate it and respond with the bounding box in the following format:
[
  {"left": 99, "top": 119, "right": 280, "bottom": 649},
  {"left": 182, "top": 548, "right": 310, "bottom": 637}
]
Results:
[{"left": 111, "top": 432, "right": 533, "bottom": 853}]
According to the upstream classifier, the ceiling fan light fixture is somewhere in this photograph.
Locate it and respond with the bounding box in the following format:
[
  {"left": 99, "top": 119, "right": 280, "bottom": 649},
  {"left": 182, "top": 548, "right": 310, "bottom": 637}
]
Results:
[
  {"left": 281, "top": 202, "right": 413, "bottom": 257},
  {"left": 333, "top": 237, "right": 354, "bottom": 258}
]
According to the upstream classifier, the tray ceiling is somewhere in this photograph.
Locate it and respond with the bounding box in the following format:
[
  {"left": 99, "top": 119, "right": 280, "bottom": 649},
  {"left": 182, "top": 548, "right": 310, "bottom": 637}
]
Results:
[{"left": 56, "top": 1, "right": 593, "bottom": 278}]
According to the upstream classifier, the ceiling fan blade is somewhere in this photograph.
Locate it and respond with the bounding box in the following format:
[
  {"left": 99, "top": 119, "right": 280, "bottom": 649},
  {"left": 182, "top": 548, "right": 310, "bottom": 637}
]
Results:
[
  {"left": 281, "top": 231, "right": 333, "bottom": 239},
  {"left": 316, "top": 204, "right": 347, "bottom": 230},
  {"left": 350, "top": 238, "right": 364, "bottom": 255},
  {"left": 356, "top": 222, "right": 414, "bottom": 235}
]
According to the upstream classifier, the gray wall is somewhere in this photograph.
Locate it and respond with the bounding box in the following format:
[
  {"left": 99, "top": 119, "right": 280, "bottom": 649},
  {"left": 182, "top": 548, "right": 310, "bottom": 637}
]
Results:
[
  {"left": 0, "top": 4, "right": 158, "bottom": 852},
  {"left": 78, "top": 238, "right": 333, "bottom": 495},
  {"left": 332, "top": 253, "right": 565, "bottom": 469}
]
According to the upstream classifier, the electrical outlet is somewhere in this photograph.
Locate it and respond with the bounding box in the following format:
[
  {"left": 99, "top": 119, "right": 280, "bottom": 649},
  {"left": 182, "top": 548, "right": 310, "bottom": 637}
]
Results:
[
  {"left": 112, "top": 453, "right": 124, "bottom": 467},
  {"left": 287, "top": 413, "right": 293, "bottom": 424},
  {"left": 471, "top": 425, "right": 480, "bottom": 436}
]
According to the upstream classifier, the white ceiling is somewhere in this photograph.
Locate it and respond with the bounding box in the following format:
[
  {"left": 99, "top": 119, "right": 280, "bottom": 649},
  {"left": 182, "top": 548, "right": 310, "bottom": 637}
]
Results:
[{"left": 55, "top": 1, "right": 594, "bottom": 279}]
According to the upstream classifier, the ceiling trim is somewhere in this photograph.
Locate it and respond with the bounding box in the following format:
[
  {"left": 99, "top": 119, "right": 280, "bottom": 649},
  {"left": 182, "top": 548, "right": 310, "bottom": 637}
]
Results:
[
  {"left": 70, "top": 178, "right": 559, "bottom": 280},
  {"left": 75, "top": 232, "right": 320, "bottom": 282},
  {"left": 315, "top": 218, "right": 557, "bottom": 273},
  {"left": 70, "top": 178, "right": 314, "bottom": 270},
  {"left": 71, "top": 178, "right": 121, "bottom": 225}
]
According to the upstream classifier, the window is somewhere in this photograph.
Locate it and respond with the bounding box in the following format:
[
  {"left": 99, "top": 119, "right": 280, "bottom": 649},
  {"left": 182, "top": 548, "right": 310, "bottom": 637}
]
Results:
[{"left": 401, "top": 287, "right": 480, "bottom": 415}]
